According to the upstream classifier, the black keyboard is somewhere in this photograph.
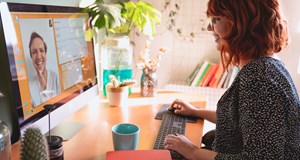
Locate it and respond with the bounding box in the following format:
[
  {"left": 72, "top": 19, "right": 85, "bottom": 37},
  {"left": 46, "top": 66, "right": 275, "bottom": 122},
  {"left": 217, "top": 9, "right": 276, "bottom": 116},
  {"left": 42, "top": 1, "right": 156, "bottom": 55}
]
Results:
[{"left": 153, "top": 111, "right": 186, "bottom": 160}]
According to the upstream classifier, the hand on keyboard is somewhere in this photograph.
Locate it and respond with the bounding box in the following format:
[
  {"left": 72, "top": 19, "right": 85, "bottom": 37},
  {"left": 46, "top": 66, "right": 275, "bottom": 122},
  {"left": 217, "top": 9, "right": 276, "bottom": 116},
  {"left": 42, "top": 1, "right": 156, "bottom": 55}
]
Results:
[
  {"left": 153, "top": 111, "right": 186, "bottom": 159},
  {"left": 164, "top": 134, "right": 185, "bottom": 160},
  {"left": 164, "top": 133, "right": 201, "bottom": 160}
]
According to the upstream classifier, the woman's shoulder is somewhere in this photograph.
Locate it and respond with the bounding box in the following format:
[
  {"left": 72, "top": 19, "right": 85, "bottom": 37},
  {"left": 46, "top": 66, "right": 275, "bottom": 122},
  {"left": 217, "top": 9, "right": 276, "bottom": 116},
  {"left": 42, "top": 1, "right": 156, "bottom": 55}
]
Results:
[
  {"left": 238, "top": 57, "right": 285, "bottom": 80},
  {"left": 237, "top": 57, "right": 298, "bottom": 96}
]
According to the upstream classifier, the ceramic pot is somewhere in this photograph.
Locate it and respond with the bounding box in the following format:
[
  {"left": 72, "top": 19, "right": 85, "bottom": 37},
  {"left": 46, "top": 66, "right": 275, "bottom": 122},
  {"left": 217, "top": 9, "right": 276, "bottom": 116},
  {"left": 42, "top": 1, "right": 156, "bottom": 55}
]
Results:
[{"left": 106, "top": 84, "right": 129, "bottom": 107}]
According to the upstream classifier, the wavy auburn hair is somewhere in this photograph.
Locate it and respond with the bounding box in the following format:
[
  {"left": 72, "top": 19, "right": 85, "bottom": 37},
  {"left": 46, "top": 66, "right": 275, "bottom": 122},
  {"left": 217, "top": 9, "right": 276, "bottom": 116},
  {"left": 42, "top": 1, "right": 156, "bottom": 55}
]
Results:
[{"left": 206, "top": 0, "right": 289, "bottom": 69}]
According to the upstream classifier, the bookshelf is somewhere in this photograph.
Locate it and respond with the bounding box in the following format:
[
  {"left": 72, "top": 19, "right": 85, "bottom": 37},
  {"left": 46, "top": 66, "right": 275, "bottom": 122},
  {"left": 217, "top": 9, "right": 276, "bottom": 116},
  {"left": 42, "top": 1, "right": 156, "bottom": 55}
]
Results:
[{"left": 186, "top": 60, "right": 239, "bottom": 89}]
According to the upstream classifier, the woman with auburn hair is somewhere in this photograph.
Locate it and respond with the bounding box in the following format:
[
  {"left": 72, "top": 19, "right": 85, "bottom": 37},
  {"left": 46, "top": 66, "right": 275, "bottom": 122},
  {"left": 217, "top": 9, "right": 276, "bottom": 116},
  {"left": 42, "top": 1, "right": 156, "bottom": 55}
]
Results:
[{"left": 164, "top": 0, "right": 300, "bottom": 159}]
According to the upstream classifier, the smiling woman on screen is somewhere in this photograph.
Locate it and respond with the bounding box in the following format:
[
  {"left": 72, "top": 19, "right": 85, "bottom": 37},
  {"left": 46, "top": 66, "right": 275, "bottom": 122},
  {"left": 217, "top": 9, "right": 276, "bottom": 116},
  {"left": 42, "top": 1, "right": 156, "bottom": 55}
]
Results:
[{"left": 28, "top": 32, "right": 60, "bottom": 107}]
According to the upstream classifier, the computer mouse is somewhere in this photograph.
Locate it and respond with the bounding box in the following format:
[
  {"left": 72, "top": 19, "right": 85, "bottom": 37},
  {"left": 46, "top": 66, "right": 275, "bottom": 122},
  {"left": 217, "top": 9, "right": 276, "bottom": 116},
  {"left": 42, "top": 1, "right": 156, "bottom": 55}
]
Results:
[{"left": 167, "top": 107, "right": 176, "bottom": 113}]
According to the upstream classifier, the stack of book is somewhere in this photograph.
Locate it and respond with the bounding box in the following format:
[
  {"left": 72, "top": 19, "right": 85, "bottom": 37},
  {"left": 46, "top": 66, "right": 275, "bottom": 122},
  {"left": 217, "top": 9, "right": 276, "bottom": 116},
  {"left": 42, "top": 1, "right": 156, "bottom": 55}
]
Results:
[{"left": 186, "top": 60, "right": 239, "bottom": 88}]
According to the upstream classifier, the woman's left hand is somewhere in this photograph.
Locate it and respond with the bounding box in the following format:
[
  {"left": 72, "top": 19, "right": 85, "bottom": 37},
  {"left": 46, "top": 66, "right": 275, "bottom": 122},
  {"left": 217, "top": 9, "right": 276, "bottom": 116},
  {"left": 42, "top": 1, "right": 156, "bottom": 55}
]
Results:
[{"left": 164, "top": 134, "right": 199, "bottom": 159}]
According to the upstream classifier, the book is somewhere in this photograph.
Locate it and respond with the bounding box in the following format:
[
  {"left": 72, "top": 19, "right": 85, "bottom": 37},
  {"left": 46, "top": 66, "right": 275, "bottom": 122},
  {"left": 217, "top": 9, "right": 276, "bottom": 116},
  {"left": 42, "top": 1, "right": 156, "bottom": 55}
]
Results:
[
  {"left": 217, "top": 71, "right": 228, "bottom": 88},
  {"left": 227, "top": 66, "right": 240, "bottom": 87},
  {"left": 201, "top": 63, "right": 219, "bottom": 87},
  {"left": 223, "top": 68, "right": 233, "bottom": 88},
  {"left": 209, "top": 62, "right": 224, "bottom": 88},
  {"left": 190, "top": 60, "right": 210, "bottom": 86},
  {"left": 186, "top": 63, "right": 202, "bottom": 85},
  {"left": 196, "top": 62, "right": 211, "bottom": 86},
  {"left": 106, "top": 150, "right": 172, "bottom": 160}
]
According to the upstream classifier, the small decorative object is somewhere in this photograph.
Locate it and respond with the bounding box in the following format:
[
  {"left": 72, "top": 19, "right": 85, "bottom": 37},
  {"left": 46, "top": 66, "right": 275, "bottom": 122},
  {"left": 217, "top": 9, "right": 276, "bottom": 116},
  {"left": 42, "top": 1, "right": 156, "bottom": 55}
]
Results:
[
  {"left": 20, "top": 127, "right": 49, "bottom": 160},
  {"left": 0, "top": 120, "right": 11, "bottom": 160},
  {"left": 140, "top": 68, "right": 158, "bottom": 97},
  {"left": 44, "top": 104, "right": 64, "bottom": 160},
  {"left": 137, "top": 40, "right": 168, "bottom": 97},
  {"left": 106, "top": 75, "right": 136, "bottom": 107}
]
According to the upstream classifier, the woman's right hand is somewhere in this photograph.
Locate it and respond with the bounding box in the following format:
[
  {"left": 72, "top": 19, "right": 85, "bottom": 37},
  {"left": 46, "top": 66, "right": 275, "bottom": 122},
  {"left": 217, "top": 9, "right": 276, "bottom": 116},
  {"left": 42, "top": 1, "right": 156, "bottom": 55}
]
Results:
[
  {"left": 169, "top": 99, "right": 199, "bottom": 117},
  {"left": 164, "top": 134, "right": 199, "bottom": 160}
]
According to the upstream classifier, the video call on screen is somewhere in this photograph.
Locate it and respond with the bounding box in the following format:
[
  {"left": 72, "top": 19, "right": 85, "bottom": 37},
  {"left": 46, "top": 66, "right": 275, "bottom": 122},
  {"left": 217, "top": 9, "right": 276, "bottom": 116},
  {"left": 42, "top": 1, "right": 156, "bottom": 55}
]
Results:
[{"left": 8, "top": 11, "right": 96, "bottom": 125}]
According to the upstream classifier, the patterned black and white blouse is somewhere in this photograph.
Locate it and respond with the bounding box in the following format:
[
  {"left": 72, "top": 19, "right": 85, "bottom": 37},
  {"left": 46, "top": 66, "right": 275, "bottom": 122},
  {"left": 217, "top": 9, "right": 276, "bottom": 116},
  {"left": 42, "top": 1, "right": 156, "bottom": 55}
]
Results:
[{"left": 213, "top": 57, "right": 300, "bottom": 159}]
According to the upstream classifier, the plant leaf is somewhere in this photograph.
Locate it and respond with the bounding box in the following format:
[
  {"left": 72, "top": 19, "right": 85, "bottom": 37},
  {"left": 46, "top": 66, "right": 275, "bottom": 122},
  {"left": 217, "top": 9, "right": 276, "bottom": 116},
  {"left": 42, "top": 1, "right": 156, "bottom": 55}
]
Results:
[
  {"left": 94, "top": 14, "right": 105, "bottom": 29},
  {"left": 129, "top": 1, "right": 161, "bottom": 36},
  {"left": 85, "top": 28, "right": 94, "bottom": 41},
  {"left": 85, "top": 1, "right": 126, "bottom": 30},
  {"left": 82, "top": 0, "right": 161, "bottom": 36}
]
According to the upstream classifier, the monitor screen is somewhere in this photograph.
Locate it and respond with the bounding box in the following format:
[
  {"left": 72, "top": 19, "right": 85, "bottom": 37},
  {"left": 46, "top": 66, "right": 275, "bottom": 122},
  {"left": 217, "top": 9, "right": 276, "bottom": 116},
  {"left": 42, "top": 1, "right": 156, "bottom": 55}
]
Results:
[{"left": 0, "top": 2, "right": 97, "bottom": 133}]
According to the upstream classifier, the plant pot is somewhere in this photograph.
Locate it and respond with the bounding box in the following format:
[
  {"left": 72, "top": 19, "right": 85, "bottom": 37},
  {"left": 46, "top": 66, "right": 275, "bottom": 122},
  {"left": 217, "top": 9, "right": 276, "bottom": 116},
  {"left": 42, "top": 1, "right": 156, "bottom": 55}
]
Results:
[{"left": 106, "top": 84, "right": 129, "bottom": 107}]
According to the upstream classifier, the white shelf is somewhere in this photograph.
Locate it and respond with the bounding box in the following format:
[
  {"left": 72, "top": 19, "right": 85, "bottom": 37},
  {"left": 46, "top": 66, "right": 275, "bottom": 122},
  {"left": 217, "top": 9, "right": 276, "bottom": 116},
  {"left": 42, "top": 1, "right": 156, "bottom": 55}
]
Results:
[{"left": 163, "top": 82, "right": 226, "bottom": 108}]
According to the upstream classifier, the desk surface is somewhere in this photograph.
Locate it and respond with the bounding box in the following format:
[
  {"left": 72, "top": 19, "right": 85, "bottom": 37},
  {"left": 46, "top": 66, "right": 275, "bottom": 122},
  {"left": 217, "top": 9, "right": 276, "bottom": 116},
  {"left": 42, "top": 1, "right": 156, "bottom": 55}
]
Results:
[{"left": 12, "top": 91, "right": 206, "bottom": 160}]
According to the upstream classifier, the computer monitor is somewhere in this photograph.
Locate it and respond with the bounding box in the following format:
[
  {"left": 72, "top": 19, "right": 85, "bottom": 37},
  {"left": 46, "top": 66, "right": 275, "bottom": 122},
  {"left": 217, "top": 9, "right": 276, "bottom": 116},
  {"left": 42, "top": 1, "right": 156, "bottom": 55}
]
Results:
[{"left": 0, "top": 2, "right": 98, "bottom": 141}]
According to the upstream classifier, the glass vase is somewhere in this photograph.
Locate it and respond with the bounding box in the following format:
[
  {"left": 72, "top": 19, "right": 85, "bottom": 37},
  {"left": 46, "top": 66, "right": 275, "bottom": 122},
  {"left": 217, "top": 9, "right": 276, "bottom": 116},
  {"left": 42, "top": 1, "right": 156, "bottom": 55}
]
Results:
[
  {"left": 140, "top": 68, "right": 158, "bottom": 97},
  {"left": 100, "top": 35, "right": 133, "bottom": 96}
]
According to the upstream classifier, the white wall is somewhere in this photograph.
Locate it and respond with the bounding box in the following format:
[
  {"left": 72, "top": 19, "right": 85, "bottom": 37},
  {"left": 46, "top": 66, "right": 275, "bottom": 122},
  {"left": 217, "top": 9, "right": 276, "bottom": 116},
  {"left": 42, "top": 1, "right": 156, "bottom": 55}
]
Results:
[
  {"left": 280, "top": 0, "right": 300, "bottom": 94},
  {"left": 132, "top": 0, "right": 300, "bottom": 94},
  {"left": 131, "top": 0, "right": 217, "bottom": 88}
]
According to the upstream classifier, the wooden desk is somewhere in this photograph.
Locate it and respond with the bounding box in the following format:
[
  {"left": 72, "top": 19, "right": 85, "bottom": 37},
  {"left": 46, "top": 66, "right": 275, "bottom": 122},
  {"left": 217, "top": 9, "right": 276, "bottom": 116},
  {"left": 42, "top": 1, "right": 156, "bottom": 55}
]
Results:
[{"left": 12, "top": 91, "right": 206, "bottom": 160}]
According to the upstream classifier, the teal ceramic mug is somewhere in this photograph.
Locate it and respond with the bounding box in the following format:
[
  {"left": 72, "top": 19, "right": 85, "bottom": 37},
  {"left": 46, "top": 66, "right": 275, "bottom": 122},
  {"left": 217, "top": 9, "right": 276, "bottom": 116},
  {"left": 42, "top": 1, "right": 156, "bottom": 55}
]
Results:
[{"left": 112, "top": 123, "right": 140, "bottom": 150}]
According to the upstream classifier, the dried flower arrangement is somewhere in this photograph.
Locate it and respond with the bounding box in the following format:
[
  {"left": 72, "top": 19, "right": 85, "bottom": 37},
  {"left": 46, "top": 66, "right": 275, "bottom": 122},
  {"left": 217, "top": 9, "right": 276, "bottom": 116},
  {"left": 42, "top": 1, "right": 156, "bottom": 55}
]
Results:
[
  {"left": 136, "top": 39, "right": 168, "bottom": 73},
  {"left": 108, "top": 75, "right": 136, "bottom": 88}
]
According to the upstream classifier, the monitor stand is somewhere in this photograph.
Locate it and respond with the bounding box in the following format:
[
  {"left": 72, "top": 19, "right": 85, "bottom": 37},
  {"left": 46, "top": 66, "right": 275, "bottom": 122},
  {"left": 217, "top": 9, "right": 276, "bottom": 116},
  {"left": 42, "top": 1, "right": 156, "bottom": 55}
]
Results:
[{"left": 45, "top": 121, "right": 84, "bottom": 141}]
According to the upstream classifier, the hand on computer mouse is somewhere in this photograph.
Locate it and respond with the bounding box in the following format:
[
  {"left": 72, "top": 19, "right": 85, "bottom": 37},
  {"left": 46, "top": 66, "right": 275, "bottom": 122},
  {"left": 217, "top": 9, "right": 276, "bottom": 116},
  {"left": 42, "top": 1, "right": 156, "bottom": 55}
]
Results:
[
  {"left": 170, "top": 99, "right": 198, "bottom": 116},
  {"left": 167, "top": 107, "right": 176, "bottom": 113}
]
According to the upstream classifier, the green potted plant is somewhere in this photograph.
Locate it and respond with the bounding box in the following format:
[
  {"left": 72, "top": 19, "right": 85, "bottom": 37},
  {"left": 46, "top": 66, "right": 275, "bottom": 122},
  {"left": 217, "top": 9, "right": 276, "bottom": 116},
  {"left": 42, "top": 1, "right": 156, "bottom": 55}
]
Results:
[
  {"left": 80, "top": 0, "right": 161, "bottom": 96},
  {"left": 20, "top": 127, "right": 49, "bottom": 160},
  {"left": 106, "top": 75, "right": 136, "bottom": 107},
  {"left": 80, "top": 0, "right": 161, "bottom": 37}
]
